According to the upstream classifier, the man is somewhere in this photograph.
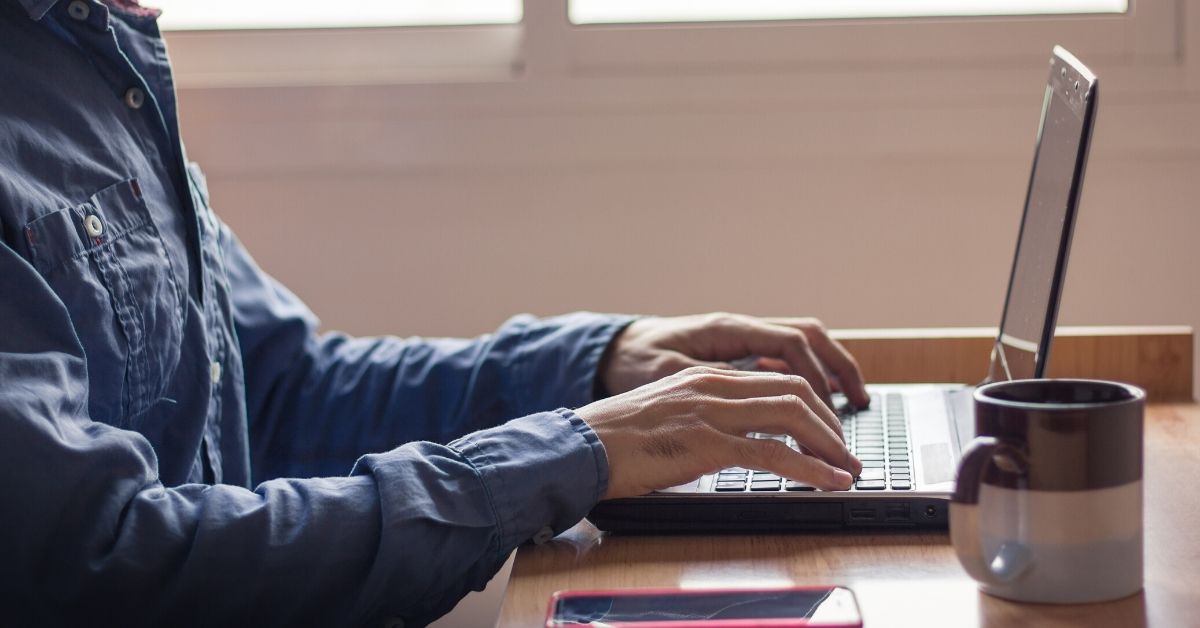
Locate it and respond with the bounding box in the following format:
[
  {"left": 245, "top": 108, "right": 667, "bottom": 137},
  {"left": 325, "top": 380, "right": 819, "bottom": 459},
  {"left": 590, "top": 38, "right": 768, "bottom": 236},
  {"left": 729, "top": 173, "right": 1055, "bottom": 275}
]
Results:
[{"left": 0, "top": 1, "right": 865, "bottom": 625}]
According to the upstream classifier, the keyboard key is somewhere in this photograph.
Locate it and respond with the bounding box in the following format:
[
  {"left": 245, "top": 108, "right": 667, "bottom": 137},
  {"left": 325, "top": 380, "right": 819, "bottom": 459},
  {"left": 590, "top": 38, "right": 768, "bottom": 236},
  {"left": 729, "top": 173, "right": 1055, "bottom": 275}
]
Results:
[
  {"left": 858, "top": 468, "right": 885, "bottom": 481},
  {"left": 890, "top": 474, "right": 911, "bottom": 481},
  {"left": 890, "top": 454, "right": 910, "bottom": 462},
  {"left": 723, "top": 467, "right": 748, "bottom": 474},
  {"left": 861, "top": 460, "right": 884, "bottom": 468},
  {"left": 750, "top": 481, "right": 781, "bottom": 491},
  {"left": 891, "top": 480, "right": 912, "bottom": 490},
  {"left": 785, "top": 481, "right": 816, "bottom": 491},
  {"left": 753, "top": 473, "right": 781, "bottom": 481},
  {"left": 715, "top": 481, "right": 746, "bottom": 491},
  {"left": 855, "top": 480, "right": 886, "bottom": 490},
  {"left": 857, "top": 453, "right": 885, "bottom": 461}
]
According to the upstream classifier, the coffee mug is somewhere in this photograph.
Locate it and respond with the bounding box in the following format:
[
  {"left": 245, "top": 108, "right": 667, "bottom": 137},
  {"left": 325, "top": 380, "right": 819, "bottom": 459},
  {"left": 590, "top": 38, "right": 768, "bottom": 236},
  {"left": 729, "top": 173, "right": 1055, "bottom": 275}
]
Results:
[{"left": 949, "top": 379, "right": 1144, "bottom": 604}]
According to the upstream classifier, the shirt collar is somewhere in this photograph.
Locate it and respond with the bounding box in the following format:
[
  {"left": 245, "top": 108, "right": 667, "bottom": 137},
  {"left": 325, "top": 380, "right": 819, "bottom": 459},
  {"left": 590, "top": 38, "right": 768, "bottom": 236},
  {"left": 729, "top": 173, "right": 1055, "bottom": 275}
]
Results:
[{"left": 19, "top": 0, "right": 60, "bottom": 20}]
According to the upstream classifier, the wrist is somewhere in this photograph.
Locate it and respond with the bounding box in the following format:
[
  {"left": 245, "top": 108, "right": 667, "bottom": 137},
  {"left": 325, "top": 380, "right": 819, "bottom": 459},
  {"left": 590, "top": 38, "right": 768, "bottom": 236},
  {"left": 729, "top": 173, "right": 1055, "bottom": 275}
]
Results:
[{"left": 592, "top": 317, "right": 642, "bottom": 400}]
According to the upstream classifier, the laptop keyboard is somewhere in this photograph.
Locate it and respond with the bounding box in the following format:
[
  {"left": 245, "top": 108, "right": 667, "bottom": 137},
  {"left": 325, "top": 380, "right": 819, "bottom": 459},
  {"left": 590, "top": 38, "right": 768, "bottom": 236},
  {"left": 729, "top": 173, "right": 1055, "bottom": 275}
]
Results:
[{"left": 713, "top": 393, "right": 912, "bottom": 492}]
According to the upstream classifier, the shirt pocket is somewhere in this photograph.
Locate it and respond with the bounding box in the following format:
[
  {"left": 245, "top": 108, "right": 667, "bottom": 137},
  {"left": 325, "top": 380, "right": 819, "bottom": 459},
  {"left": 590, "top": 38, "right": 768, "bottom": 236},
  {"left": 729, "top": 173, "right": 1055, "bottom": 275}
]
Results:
[{"left": 23, "top": 179, "right": 186, "bottom": 427}]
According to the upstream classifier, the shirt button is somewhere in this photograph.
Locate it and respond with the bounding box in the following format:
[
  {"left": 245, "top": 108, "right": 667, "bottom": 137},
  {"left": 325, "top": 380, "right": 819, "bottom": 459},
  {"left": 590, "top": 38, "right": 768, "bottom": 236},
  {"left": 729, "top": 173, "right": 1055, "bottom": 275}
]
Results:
[
  {"left": 83, "top": 214, "right": 104, "bottom": 237},
  {"left": 210, "top": 361, "right": 222, "bottom": 383},
  {"left": 532, "top": 526, "right": 554, "bottom": 545},
  {"left": 124, "top": 87, "right": 145, "bottom": 110},
  {"left": 67, "top": 0, "right": 90, "bottom": 20}
]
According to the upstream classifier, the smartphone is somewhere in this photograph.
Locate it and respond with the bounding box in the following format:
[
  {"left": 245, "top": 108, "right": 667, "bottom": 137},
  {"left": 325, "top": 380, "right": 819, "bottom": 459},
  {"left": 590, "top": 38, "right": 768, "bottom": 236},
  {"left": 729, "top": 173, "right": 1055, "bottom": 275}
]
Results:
[{"left": 545, "top": 585, "right": 863, "bottom": 627}]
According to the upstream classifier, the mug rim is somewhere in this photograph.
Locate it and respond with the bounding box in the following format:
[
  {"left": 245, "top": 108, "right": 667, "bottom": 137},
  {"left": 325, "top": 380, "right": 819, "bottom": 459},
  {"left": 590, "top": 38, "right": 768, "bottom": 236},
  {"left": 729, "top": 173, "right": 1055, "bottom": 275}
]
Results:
[{"left": 974, "top": 378, "right": 1146, "bottom": 410}]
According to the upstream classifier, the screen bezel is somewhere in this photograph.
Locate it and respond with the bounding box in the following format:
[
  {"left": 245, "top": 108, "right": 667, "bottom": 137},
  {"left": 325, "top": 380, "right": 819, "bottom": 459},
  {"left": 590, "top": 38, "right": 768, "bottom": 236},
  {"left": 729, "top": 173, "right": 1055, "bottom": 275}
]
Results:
[{"left": 987, "top": 45, "right": 1098, "bottom": 383}]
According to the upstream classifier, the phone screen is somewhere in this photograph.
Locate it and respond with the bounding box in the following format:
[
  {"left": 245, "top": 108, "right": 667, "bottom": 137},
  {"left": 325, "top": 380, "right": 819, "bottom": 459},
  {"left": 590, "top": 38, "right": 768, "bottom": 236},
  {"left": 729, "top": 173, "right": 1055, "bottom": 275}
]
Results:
[{"left": 550, "top": 587, "right": 861, "bottom": 625}]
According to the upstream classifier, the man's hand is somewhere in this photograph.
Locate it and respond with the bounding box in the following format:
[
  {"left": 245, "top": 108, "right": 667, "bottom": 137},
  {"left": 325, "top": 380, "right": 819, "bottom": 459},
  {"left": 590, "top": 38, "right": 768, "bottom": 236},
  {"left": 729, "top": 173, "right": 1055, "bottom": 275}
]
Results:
[
  {"left": 600, "top": 313, "right": 870, "bottom": 410},
  {"left": 576, "top": 366, "right": 864, "bottom": 499}
]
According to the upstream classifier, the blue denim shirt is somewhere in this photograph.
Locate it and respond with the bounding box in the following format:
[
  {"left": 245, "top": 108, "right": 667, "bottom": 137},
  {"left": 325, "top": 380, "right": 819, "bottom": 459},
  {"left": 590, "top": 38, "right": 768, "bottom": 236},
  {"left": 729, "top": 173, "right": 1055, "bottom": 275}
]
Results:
[{"left": 0, "top": 2, "right": 633, "bottom": 625}]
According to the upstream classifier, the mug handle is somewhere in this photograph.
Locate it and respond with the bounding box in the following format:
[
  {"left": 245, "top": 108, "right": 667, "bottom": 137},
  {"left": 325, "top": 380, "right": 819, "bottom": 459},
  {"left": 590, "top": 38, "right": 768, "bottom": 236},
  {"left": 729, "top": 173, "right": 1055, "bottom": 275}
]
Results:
[{"left": 949, "top": 436, "right": 1033, "bottom": 585}]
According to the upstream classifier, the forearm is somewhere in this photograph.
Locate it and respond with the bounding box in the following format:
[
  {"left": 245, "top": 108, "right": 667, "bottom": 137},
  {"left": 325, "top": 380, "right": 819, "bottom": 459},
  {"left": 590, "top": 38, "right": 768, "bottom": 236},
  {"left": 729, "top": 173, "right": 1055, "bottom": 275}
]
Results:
[
  {"left": 3, "top": 406, "right": 606, "bottom": 627},
  {"left": 245, "top": 313, "right": 632, "bottom": 481}
]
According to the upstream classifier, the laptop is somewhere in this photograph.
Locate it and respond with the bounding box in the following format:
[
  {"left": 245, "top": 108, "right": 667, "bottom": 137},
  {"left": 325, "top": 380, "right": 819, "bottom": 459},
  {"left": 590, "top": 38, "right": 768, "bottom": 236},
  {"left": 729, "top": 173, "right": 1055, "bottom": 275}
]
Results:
[{"left": 588, "top": 46, "right": 1099, "bottom": 533}]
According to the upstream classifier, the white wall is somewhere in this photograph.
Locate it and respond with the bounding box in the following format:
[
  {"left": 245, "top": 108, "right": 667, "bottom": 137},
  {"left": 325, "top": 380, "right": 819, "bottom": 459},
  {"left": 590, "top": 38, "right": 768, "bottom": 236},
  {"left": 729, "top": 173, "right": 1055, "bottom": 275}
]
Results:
[{"left": 170, "top": 7, "right": 1200, "bottom": 626}]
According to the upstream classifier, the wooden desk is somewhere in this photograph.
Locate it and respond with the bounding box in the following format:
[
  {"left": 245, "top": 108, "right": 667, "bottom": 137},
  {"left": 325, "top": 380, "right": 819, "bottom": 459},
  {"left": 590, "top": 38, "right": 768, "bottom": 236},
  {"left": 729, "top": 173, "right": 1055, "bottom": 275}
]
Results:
[
  {"left": 498, "top": 328, "right": 1198, "bottom": 627},
  {"left": 500, "top": 403, "right": 1199, "bottom": 627}
]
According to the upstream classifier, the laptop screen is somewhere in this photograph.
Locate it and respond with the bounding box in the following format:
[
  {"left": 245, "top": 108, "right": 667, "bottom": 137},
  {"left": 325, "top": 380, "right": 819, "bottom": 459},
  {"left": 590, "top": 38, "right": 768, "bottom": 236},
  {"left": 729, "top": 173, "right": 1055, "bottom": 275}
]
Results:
[{"left": 988, "top": 48, "right": 1097, "bottom": 382}]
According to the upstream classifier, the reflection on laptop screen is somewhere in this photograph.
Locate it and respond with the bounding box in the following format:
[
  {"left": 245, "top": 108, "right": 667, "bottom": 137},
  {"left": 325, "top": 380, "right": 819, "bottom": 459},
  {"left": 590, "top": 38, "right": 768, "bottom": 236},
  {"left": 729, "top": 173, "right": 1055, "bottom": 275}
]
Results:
[{"left": 990, "top": 51, "right": 1095, "bottom": 382}]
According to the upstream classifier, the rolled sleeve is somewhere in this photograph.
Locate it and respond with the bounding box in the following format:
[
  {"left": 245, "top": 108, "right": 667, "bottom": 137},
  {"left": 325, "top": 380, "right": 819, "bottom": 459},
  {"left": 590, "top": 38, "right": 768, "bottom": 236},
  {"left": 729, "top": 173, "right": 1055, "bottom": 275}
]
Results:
[
  {"left": 347, "top": 409, "right": 609, "bottom": 624},
  {"left": 454, "top": 409, "right": 608, "bottom": 548}
]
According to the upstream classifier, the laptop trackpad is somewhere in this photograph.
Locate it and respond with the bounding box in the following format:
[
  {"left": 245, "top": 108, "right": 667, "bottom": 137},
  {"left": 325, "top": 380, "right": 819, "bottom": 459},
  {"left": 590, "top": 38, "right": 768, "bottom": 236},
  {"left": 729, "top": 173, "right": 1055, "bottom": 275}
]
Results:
[
  {"left": 907, "top": 388, "right": 957, "bottom": 489},
  {"left": 919, "top": 442, "right": 955, "bottom": 485}
]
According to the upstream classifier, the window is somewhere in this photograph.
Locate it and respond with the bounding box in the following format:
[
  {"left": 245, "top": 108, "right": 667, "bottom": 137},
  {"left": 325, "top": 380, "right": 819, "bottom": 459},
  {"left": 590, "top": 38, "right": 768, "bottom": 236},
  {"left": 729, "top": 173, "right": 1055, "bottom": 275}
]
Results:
[
  {"left": 154, "top": 0, "right": 521, "bottom": 31},
  {"left": 161, "top": 0, "right": 1178, "bottom": 89},
  {"left": 569, "top": 0, "right": 1128, "bottom": 25}
]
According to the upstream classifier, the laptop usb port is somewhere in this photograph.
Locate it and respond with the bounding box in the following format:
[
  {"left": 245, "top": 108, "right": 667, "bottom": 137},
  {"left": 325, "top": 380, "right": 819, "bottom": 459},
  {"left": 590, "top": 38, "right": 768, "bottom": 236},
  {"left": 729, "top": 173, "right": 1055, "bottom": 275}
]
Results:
[
  {"left": 885, "top": 504, "right": 910, "bottom": 521},
  {"left": 848, "top": 507, "right": 876, "bottom": 521}
]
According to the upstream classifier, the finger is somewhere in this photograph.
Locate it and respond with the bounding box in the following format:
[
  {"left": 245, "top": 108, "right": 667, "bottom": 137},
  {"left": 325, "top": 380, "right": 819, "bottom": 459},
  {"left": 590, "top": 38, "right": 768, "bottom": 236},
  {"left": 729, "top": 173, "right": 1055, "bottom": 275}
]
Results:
[
  {"left": 743, "top": 394, "right": 858, "bottom": 474},
  {"left": 694, "top": 393, "right": 859, "bottom": 475},
  {"left": 684, "top": 371, "right": 845, "bottom": 442},
  {"left": 753, "top": 356, "right": 792, "bottom": 374},
  {"left": 768, "top": 318, "right": 870, "bottom": 408},
  {"left": 705, "top": 316, "right": 836, "bottom": 410},
  {"left": 723, "top": 434, "right": 854, "bottom": 491}
]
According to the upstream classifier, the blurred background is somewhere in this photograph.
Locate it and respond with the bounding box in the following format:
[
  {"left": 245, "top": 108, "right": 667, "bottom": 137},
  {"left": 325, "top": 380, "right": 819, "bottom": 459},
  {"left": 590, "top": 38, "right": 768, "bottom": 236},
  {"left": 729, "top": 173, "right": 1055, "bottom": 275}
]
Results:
[{"left": 160, "top": 1, "right": 1198, "bottom": 624}]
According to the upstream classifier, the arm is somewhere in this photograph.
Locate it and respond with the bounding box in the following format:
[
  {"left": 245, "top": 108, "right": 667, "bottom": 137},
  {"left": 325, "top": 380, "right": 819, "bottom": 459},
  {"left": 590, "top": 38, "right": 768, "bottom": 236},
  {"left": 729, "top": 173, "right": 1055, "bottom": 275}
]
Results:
[
  {"left": 219, "top": 225, "right": 633, "bottom": 480},
  {"left": 0, "top": 240, "right": 605, "bottom": 626}
]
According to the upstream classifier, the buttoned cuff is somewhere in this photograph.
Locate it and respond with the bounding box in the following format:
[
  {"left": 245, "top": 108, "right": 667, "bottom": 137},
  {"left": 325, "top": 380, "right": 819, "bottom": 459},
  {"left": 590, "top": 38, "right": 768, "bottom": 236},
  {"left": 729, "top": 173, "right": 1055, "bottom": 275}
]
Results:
[{"left": 450, "top": 409, "right": 609, "bottom": 550}]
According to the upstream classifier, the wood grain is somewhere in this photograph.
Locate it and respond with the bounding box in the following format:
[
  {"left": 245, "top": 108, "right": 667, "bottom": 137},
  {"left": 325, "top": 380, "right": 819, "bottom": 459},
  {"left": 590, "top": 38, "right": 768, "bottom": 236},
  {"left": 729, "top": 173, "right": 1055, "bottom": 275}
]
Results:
[
  {"left": 831, "top": 326, "right": 1193, "bottom": 401},
  {"left": 498, "top": 403, "right": 1200, "bottom": 628}
]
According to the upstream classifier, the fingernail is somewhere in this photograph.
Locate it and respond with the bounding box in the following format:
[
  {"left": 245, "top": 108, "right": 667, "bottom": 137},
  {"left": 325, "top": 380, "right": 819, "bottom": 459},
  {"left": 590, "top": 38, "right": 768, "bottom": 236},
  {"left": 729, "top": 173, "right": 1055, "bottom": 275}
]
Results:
[
  {"left": 846, "top": 452, "right": 862, "bottom": 475},
  {"left": 831, "top": 468, "right": 853, "bottom": 489}
]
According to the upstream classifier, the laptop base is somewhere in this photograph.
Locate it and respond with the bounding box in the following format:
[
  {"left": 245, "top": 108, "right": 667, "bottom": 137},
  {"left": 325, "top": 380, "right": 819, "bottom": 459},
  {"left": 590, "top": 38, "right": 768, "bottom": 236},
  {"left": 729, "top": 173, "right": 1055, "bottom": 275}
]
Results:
[{"left": 588, "top": 494, "right": 950, "bottom": 534}]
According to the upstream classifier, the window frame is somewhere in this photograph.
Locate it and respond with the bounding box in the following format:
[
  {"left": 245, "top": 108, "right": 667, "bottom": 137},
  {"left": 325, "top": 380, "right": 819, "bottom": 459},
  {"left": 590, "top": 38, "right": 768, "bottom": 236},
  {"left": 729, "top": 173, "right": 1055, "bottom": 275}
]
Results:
[{"left": 163, "top": 0, "right": 1184, "bottom": 90}]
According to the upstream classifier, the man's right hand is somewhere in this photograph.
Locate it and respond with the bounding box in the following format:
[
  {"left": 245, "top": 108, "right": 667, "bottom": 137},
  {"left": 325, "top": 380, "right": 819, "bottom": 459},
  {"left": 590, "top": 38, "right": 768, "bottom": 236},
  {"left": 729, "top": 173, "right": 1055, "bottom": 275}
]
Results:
[{"left": 575, "top": 366, "right": 863, "bottom": 500}]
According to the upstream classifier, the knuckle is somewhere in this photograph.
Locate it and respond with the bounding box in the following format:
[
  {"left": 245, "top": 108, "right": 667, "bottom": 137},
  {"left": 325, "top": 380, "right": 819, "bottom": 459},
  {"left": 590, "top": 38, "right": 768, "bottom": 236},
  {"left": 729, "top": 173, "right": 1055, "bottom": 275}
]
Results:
[
  {"left": 656, "top": 357, "right": 694, "bottom": 380},
  {"left": 804, "top": 318, "right": 828, "bottom": 333},
  {"left": 779, "top": 393, "right": 805, "bottom": 409},
  {"left": 683, "top": 370, "right": 724, "bottom": 391},
  {"left": 788, "top": 330, "right": 811, "bottom": 349},
  {"left": 707, "top": 312, "right": 738, "bottom": 328},
  {"left": 681, "top": 364, "right": 717, "bottom": 377}
]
